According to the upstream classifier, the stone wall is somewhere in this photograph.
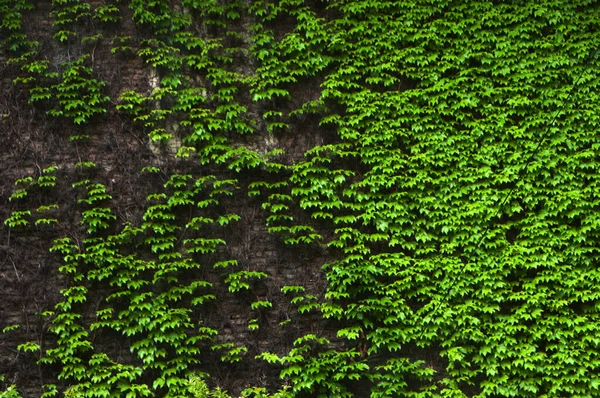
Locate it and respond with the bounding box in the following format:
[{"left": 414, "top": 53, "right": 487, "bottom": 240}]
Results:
[{"left": 0, "top": 1, "right": 333, "bottom": 396}]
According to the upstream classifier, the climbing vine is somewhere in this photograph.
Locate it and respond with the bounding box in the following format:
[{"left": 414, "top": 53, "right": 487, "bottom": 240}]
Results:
[{"left": 3, "top": 0, "right": 600, "bottom": 397}]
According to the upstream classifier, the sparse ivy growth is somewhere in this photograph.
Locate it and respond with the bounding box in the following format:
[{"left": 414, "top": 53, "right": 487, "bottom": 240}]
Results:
[{"left": 42, "top": 54, "right": 109, "bottom": 125}]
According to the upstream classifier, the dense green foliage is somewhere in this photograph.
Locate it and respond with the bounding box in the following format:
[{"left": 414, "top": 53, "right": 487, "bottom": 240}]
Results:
[{"left": 3, "top": 0, "right": 600, "bottom": 396}]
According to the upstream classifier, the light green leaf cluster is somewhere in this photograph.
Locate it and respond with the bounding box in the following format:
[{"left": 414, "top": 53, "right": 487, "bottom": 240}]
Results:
[
  {"left": 3, "top": 0, "right": 600, "bottom": 396},
  {"left": 0, "top": 0, "right": 109, "bottom": 126},
  {"left": 45, "top": 54, "right": 109, "bottom": 125},
  {"left": 0, "top": 384, "right": 22, "bottom": 398},
  {"left": 248, "top": 0, "right": 600, "bottom": 396},
  {"left": 4, "top": 166, "right": 60, "bottom": 228}
]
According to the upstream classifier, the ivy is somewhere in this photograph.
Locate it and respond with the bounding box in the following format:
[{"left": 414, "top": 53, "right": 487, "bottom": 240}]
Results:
[
  {"left": 0, "top": 384, "right": 21, "bottom": 398},
  {"left": 93, "top": 1, "right": 121, "bottom": 24},
  {"left": 50, "top": 0, "right": 92, "bottom": 43},
  {"left": 3, "top": 0, "right": 600, "bottom": 396},
  {"left": 223, "top": 270, "right": 268, "bottom": 293},
  {"left": 0, "top": 0, "right": 33, "bottom": 52},
  {"left": 44, "top": 54, "right": 109, "bottom": 124}
]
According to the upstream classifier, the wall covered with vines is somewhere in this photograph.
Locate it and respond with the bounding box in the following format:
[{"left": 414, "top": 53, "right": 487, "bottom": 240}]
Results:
[{"left": 2, "top": 0, "right": 600, "bottom": 397}]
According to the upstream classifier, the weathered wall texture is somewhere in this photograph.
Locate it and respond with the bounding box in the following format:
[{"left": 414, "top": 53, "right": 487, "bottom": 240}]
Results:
[{"left": 1, "top": 1, "right": 332, "bottom": 396}]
